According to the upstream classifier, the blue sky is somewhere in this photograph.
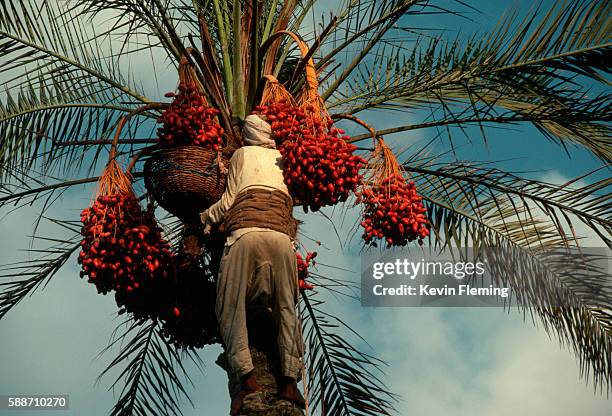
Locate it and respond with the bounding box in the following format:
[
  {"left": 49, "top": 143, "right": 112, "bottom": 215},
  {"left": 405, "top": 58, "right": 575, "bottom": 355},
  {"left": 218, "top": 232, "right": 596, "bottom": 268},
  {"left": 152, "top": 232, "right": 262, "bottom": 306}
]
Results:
[{"left": 0, "top": 1, "right": 610, "bottom": 415}]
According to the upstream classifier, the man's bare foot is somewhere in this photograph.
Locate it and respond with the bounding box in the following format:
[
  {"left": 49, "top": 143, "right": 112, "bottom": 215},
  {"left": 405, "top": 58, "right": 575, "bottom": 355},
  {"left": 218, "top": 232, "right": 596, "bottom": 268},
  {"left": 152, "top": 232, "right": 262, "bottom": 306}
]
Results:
[
  {"left": 229, "top": 371, "right": 262, "bottom": 415},
  {"left": 242, "top": 371, "right": 262, "bottom": 393},
  {"left": 278, "top": 377, "right": 306, "bottom": 409}
]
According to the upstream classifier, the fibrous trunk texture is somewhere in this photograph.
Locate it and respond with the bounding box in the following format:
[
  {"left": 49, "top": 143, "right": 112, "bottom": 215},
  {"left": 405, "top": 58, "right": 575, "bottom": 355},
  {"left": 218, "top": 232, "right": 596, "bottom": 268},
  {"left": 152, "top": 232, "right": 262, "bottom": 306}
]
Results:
[{"left": 216, "top": 305, "right": 304, "bottom": 416}]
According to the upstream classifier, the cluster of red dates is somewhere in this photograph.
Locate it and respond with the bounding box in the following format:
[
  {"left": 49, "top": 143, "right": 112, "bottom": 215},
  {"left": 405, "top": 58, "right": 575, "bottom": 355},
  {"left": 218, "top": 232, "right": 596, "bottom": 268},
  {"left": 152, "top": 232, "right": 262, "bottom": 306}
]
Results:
[
  {"left": 359, "top": 173, "right": 430, "bottom": 247},
  {"left": 254, "top": 101, "right": 366, "bottom": 212},
  {"left": 79, "top": 194, "right": 175, "bottom": 320},
  {"left": 157, "top": 86, "right": 224, "bottom": 149},
  {"left": 296, "top": 251, "right": 317, "bottom": 291}
]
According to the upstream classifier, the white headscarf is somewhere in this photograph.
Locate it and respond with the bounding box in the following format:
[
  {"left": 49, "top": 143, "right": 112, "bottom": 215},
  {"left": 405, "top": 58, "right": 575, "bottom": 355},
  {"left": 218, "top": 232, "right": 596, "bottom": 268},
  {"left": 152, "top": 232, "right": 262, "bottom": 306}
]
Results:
[{"left": 243, "top": 114, "right": 276, "bottom": 148}]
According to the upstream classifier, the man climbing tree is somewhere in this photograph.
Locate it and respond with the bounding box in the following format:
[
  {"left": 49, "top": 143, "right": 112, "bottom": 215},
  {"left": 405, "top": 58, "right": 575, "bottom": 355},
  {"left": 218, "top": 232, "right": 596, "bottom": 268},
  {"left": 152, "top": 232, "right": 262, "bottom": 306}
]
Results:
[
  {"left": 1, "top": 2, "right": 610, "bottom": 415},
  {"left": 200, "top": 114, "right": 306, "bottom": 415}
]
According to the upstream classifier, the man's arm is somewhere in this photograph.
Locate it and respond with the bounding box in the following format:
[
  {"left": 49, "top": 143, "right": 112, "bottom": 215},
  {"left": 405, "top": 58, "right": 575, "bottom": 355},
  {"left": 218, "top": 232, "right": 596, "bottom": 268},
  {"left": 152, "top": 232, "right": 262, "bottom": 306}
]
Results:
[{"left": 200, "top": 149, "right": 243, "bottom": 226}]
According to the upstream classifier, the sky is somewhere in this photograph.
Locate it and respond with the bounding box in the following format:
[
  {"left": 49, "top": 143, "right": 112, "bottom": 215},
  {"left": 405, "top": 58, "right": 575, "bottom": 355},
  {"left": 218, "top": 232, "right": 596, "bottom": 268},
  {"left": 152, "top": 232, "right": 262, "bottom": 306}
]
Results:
[{"left": 0, "top": 1, "right": 610, "bottom": 415}]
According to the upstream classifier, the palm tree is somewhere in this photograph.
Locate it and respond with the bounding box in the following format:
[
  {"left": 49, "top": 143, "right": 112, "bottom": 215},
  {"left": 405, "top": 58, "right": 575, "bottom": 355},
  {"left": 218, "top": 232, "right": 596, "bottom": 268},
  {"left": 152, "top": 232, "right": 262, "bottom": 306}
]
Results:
[{"left": 0, "top": 0, "right": 610, "bottom": 415}]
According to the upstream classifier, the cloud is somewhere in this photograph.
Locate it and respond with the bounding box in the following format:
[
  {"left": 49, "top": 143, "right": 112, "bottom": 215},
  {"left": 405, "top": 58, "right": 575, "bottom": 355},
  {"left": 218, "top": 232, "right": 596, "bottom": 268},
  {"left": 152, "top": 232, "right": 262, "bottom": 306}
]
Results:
[
  {"left": 475, "top": 325, "right": 610, "bottom": 416},
  {"left": 301, "top": 206, "right": 610, "bottom": 416},
  {"left": 347, "top": 307, "right": 611, "bottom": 416}
]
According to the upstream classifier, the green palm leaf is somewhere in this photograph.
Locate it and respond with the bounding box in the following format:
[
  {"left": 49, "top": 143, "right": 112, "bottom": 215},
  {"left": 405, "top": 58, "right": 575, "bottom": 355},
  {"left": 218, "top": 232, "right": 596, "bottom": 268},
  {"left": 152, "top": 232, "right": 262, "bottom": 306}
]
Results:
[
  {"left": 407, "top": 160, "right": 612, "bottom": 388},
  {"left": 329, "top": 0, "right": 611, "bottom": 162},
  {"left": 0, "top": 1, "right": 155, "bottom": 178},
  {"left": 97, "top": 317, "right": 202, "bottom": 416},
  {"left": 0, "top": 226, "right": 80, "bottom": 320},
  {"left": 302, "top": 292, "right": 398, "bottom": 415},
  {"left": 403, "top": 162, "right": 612, "bottom": 246}
]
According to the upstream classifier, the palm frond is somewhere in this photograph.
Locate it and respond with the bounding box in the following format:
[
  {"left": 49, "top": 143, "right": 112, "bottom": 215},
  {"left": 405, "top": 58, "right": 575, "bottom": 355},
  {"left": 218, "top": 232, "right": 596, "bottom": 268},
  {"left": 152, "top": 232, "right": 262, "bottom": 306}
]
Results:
[
  {"left": 328, "top": 0, "right": 612, "bottom": 161},
  {"left": 409, "top": 161, "right": 612, "bottom": 389},
  {"left": 403, "top": 162, "right": 612, "bottom": 247},
  {"left": 0, "top": 174, "right": 100, "bottom": 214},
  {"left": 97, "top": 317, "right": 203, "bottom": 416},
  {"left": 0, "top": 81, "right": 150, "bottom": 178},
  {"left": 318, "top": 0, "right": 429, "bottom": 101},
  {"left": 0, "top": 1, "right": 151, "bottom": 101},
  {"left": 69, "top": 0, "right": 190, "bottom": 63},
  {"left": 302, "top": 292, "right": 398, "bottom": 415},
  {"left": 0, "top": 230, "right": 80, "bottom": 320},
  {"left": 0, "top": 1, "right": 156, "bottom": 178}
]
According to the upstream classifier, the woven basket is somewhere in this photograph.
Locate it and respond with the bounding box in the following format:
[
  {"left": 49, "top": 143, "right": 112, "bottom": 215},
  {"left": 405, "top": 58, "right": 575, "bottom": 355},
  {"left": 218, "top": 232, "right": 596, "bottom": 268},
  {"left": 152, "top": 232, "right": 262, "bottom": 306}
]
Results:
[{"left": 144, "top": 146, "right": 229, "bottom": 221}]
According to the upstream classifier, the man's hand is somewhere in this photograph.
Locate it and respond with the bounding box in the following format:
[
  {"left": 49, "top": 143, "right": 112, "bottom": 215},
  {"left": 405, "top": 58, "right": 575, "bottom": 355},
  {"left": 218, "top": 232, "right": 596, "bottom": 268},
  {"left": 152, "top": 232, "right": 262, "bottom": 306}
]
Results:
[
  {"left": 200, "top": 210, "right": 213, "bottom": 237},
  {"left": 199, "top": 210, "right": 210, "bottom": 226},
  {"left": 202, "top": 222, "right": 212, "bottom": 237}
]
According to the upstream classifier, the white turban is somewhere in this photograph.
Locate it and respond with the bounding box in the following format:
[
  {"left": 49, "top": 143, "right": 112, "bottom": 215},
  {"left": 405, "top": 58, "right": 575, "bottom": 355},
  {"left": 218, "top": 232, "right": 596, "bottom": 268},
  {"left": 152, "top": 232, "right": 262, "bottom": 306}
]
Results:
[{"left": 243, "top": 114, "right": 276, "bottom": 148}]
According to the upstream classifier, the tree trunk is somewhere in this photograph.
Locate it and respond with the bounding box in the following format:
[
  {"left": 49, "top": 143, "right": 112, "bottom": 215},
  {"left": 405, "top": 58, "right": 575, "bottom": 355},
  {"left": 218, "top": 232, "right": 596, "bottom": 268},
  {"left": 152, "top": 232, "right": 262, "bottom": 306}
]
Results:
[{"left": 216, "top": 305, "right": 305, "bottom": 416}]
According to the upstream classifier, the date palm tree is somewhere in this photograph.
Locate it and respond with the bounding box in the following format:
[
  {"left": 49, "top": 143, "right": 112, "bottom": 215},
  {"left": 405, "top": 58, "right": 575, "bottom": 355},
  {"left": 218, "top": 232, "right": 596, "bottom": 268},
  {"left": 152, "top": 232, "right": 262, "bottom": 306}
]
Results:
[{"left": 0, "top": 1, "right": 610, "bottom": 415}]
